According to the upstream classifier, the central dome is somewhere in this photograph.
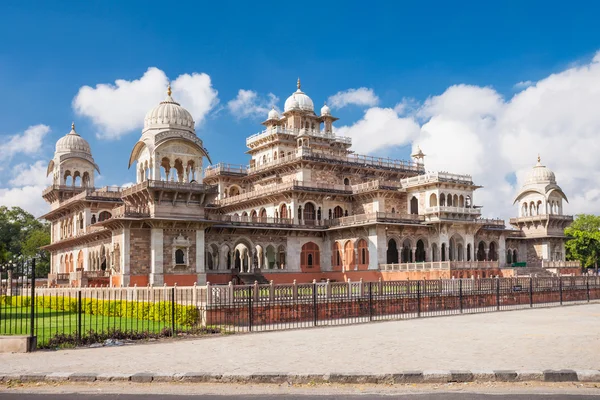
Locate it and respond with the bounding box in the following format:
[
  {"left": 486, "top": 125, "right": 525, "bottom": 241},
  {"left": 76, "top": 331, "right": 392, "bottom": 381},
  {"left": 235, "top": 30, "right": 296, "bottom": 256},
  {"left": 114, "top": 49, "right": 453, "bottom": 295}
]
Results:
[
  {"left": 55, "top": 123, "right": 92, "bottom": 155},
  {"left": 143, "top": 86, "right": 195, "bottom": 133},
  {"left": 524, "top": 156, "right": 556, "bottom": 185},
  {"left": 284, "top": 78, "right": 314, "bottom": 112}
]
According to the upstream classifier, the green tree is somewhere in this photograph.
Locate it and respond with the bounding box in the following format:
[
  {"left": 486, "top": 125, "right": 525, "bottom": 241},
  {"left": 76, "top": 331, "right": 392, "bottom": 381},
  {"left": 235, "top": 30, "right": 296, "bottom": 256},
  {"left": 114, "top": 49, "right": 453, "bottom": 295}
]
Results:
[
  {"left": 0, "top": 206, "right": 50, "bottom": 275},
  {"left": 565, "top": 214, "right": 600, "bottom": 271}
]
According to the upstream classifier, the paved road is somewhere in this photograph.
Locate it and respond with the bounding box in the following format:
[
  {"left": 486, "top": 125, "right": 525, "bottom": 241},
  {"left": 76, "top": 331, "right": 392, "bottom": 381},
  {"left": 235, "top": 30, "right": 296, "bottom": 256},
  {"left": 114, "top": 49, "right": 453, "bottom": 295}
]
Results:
[
  {"left": 1, "top": 304, "right": 599, "bottom": 375},
  {"left": 1, "top": 394, "right": 599, "bottom": 399}
]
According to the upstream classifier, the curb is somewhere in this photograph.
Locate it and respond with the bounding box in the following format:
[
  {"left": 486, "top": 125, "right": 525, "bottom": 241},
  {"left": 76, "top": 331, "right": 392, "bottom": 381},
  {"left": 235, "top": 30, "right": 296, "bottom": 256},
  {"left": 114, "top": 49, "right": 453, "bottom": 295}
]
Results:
[{"left": 1, "top": 370, "right": 600, "bottom": 384}]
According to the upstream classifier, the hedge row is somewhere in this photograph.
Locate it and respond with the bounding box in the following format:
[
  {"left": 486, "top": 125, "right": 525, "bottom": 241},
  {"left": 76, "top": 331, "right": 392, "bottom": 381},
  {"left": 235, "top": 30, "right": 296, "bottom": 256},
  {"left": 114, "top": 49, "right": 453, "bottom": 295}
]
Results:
[{"left": 0, "top": 295, "right": 200, "bottom": 326}]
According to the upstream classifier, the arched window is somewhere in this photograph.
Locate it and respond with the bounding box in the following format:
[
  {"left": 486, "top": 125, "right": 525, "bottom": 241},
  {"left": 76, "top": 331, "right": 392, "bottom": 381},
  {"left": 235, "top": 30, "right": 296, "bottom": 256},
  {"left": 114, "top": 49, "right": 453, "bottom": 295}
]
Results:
[
  {"left": 91, "top": 215, "right": 97, "bottom": 224},
  {"left": 507, "top": 250, "right": 513, "bottom": 264},
  {"left": 301, "top": 242, "right": 320, "bottom": 272},
  {"left": 513, "top": 249, "right": 518, "bottom": 263},
  {"left": 344, "top": 178, "right": 350, "bottom": 186},
  {"left": 279, "top": 204, "right": 288, "bottom": 219},
  {"left": 489, "top": 242, "right": 498, "bottom": 261},
  {"left": 429, "top": 193, "right": 438, "bottom": 207},
  {"left": 453, "top": 194, "right": 458, "bottom": 207},
  {"left": 175, "top": 249, "right": 185, "bottom": 264},
  {"left": 333, "top": 206, "right": 344, "bottom": 218},
  {"left": 459, "top": 195, "right": 465, "bottom": 207},
  {"left": 410, "top": 196, "right": 419, "bottom": 215},
  {"left": 467, "top": 243, "right": 472, "bottom": 261},
  {"left": 344, "top": 241, "right": 355, "bottom": 270},
  {"left": 332, "top": 242, "right": 342, "bottom": 269},
  {"left": 259, "top": 208, "right": 267, "bottom": 219},
  {"left": 303, "top": 202, "right": 316, "bottom": 221},
  {"left": 441, "top": 243, "right": 447, "bottom": 261},
  {"left": 98, "top": 211, "right": 112, "bottom": 222},
  {"left": 447, "top": 195, "right": 453, "bottom": 207},
  {"left": 440, "top": 193, "right": 446, "bottom": 206},
  {"left": 387, "top": 239, "right": 398, "bottom": 264},
  {"left": 357, "top": 239, "right": 369, "bottom": 269}
]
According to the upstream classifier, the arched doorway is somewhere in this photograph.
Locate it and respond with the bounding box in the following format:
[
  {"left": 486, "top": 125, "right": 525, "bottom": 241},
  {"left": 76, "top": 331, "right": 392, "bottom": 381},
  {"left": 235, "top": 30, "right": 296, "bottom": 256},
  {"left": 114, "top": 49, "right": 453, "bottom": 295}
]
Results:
[
  {"left": 477, "top": 241, "right": 486, "bottom": 261},
  {"left": 441, "top": 243, "right": 446, "bottom": 261},
  {"left": 467, "top": 243, "right": 472, "bottom": 261},
  {"left": 489, "top": 242, "right": 498, "bottom": 261},
  {"left": 401, "top": 239, "right": 412, "bottom": 263},
  {"left": 300, "top": 242, "right": 320, "bottom": 272},
  {"left": 333, "top": 206, "right": 344, "bottom": 219},
  {"left": 387, "top": 239, "right": 398, "bottom": 264},
  {"left": 279, "top": 204, "right": 288, "bottom": 219},
  {"left": 415, "top": 240, "right": 426, "bottom": 262},
  {"left": 265, "top": 245, "right": 276, "bottom": 269}
]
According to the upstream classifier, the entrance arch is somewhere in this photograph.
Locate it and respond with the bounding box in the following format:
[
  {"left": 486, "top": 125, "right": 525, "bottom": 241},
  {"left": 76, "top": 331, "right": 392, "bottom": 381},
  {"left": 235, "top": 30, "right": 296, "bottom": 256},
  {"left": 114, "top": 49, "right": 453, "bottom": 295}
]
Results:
[
  {"left": 387, "top": 239, "right": 399, "bottom": 264},
  {"left": 300, "top": 242, "right": 320, "bottom": 272}
]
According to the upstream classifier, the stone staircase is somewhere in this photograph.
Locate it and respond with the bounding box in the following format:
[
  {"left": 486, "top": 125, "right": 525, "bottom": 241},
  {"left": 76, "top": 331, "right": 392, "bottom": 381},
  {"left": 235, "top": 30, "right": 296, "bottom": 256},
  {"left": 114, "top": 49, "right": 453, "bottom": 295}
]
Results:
[{"left": 236, "top": 270, "right": 270, "bottom": 284}]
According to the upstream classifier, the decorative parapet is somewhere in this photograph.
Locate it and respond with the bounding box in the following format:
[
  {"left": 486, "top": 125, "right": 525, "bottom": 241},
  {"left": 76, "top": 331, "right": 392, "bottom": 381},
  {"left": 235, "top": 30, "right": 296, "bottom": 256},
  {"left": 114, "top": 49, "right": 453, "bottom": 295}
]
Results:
[
  {"left": 204, "top": 163, "right": 248, "bottom": 178},
  {"left": 379, "top": 260, "right": 499, "bottom": 271},
  {"left": 122, "top": 180, "right": 217, "bottom": 197},
  {"left": 246, "top": 127, "right": 352, "bottom": 146},
  {"left": 401, "top": 171, "right": 475, "bottom": 188}
]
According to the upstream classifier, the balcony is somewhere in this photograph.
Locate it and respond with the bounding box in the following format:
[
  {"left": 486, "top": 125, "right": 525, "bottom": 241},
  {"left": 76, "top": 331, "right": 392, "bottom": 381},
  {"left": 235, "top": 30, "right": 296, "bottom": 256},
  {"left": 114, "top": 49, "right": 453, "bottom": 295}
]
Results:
[
  {"left": 328, "top": 212, "right": 424, "bottom": 227},
  {"left": 380, "top": 260, "right": 499, "bottom": 271},
  {"left": 401, "top": 172, "right": 475, "bottom": 188},
  {"left": 475, "top": 218, "right": 506, "bottom": 228},
  {"left": 351, "top": 180, "right": 402, "bottom": 194},
  {"left": 113, "top": 205, "right": 151, "bottom": 218},
  {"left": 216, "top": 180, "right": 352, "bottom": 206},
  {"left": 246, "top": 127, "right": 352, "bottom": 146},
  {"left": 122, "top": 180, "right": 218, "bottom": 197},
  {"left": 425, "top": 206, "right": 481, "bottom": 216},
  {"left": 204, "top": 163, "right": 248, "bottom": 178},
  {"left": 509, "top": 214, "right": 573, "bottom": 225}
]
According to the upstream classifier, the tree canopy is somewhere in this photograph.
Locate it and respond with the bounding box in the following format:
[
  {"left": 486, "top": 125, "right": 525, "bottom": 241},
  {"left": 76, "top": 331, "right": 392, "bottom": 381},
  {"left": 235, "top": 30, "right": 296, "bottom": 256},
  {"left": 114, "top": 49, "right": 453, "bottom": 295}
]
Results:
[
  {"left": 0, "top": 206, "right": 50, "bottom": 276},
  {"left": 565, "top": 214, "right": 600, "bottom": 269}
]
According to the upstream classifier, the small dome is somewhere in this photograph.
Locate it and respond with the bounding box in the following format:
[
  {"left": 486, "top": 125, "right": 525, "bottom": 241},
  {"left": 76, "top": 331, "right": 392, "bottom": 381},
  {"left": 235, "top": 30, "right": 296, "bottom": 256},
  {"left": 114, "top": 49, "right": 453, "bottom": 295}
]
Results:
[
  {"left": 268, "top": 107, "right": 279, "bottom": 120},
  {"left": 321, "top": 102, "right": 331, "bottom": 116},
  {"left": 55, "top": 123, "right": 92, "bottom": 155},
  {"left": 283, "top": 78, "right": 314, "bottom": 112},
  {"left": 524, "top": 156, "right": 556, "bottom": 185},
  {"left": 143, "top": 86, "right": 195, "bottom": 132}
]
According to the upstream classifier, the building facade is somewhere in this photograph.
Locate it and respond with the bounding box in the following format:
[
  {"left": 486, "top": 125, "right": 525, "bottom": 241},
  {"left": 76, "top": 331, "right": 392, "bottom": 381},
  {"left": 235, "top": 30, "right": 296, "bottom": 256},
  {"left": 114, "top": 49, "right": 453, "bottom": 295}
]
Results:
[{"left": 42, "top": 80, "right": 580, "bottom": 287}]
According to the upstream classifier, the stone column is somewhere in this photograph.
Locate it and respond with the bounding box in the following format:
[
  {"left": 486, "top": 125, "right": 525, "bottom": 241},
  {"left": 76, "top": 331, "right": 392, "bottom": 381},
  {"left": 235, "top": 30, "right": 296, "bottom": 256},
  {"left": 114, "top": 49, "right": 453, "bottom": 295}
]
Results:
[
  {"left": 411, "top": 247, "right": 416, "bottom": 263},
  {"left": 121, "top": 228, "right": 131, "bottom": 287},
  {"left": 150, "top": 228, "right": 164, "bottom": 286},
  {"left": 195, "top": 229, "right": 206, "bottom": 285}
]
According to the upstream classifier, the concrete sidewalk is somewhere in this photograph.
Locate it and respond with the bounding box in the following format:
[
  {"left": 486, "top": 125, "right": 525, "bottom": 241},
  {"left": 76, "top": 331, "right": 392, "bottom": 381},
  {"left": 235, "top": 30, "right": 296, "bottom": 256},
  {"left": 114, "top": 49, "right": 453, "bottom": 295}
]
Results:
[{"left": 1, "top": 304, "right": 599, "bottom": 377}]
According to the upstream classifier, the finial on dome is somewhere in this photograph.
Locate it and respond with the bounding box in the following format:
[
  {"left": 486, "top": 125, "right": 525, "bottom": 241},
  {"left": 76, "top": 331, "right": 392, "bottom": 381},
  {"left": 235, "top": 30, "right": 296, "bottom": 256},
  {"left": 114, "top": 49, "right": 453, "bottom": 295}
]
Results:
[
  {"left": 71, "top": 122, "right": 75, "bottom": 130},
  {"left": 167, "top": 83, "right": 172, "bottom": 97},
  {"left": 537, "top": 154, "right": 541, "bottom": 163},
  {"left": 297, "top": 77, "right": 301, "bottom": 90}
]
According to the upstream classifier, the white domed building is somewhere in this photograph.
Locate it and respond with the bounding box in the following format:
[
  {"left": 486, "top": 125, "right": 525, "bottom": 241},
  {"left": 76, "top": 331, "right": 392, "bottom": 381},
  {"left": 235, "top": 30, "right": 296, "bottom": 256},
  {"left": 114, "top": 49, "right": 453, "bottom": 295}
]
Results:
[
  {"left": 128, "top": 85, "right": 211, "bottom": 184},
  {"left": 46, "top": 123, "right": 100, "bottom": 189},
  {"left": 506, "top": 157, "right": 577, "bottom": 272},
  {"left": 41, "top": 79, "right": 581, "bottom": 290}
]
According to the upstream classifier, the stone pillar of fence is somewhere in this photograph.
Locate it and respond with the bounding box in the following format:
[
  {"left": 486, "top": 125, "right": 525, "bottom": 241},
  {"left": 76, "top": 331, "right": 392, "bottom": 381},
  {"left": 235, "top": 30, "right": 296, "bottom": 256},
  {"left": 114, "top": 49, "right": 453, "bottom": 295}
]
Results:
[
  {"left": 378, "top": 277, "right": 383, "bottom": 296},
  {"left": 359, "top": 278, "right": 364, "bottom": 297},
  {"left": 269, "top": 281, "right": 274, "bottom": 301},
  {"left": 326, "top": 279, "right": 331, "bottom": 299},
  {"left": 293, "top": 280, "right": 298, "bottom": 301},
  {"left": 228, "top": 281, "right": 233, "bottom": 302},
  {"left": 192, "top": 282, "right": 198, "bottom": 304},
  {"left": 253, "top": 281, "right": 259, "bottom": 301}
]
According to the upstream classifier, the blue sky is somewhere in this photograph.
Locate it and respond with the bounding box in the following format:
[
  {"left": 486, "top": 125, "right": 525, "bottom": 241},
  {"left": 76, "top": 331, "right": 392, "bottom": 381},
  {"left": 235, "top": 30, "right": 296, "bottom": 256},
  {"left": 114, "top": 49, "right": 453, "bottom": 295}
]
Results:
[{"left": 2, "top": 0, "right": 600, "bottom": 217}]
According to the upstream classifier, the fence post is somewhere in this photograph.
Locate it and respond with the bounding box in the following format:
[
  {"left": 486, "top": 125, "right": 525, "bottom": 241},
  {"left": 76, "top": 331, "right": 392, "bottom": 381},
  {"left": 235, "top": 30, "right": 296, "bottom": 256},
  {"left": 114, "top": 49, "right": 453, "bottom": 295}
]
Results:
[
  {"left": 529, "top": 277, "right": 533, "bottom": 308},
  {"left": 458, "top": 279, "right": 463, "bottom": 313},
  {"left": 586, "top": 276, "right": 590, "bottom": 303},
  {"left": 368, "top": 282, "right": 373, "bottom": 322},
  {"left": 417, "top": 280, "right": 421, "bottom": 318},
  {"left": 77, "top": 290, "right": 82, "bottom": 344},
  {"left": 559, "top": 276, "right": 563, "bottom": 305},
  {"left": 30, "top": 258, "right": 36, "bottom": 339},
  {"left": 247, "top": 288, "right": 253, "bottom": 332},
  {"left": 496, "top": 277, "right": 500, "bottom": 311},
  {"left": 171, "top": 287, "right": 176, "bottom": 336},
  {"left": 312, "top": 281, "right": 317, "bottom": 326}
]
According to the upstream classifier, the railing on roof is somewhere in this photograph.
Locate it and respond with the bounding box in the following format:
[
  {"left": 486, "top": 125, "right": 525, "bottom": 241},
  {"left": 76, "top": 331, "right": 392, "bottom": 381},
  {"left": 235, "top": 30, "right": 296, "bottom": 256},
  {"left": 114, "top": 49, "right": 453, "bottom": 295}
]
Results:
[
  {"left": 204, "top": 163, "right": 248, "bottom": 178},
  {"left": 351, "top": 180, "right": 401, "bottom": 194},
  {"left": 509, "top": 214, "right": 573, "bottom": 224},
  {"left": 216, "top": 180, "right": 352, "bottom": 206},
  {"left": 379, "top": 260, "right": 499, "bottom": 271},
  {"left": 424, "top": 206, "right": 481, "bottom": 215},
  {"left": 475, "top": 218, "right": 506, "bottom": 227},
  {"left": 122, "top": 180, "right": 217, "bottom": 196},
  {"left": 113, "top": 205, "right": 151, "bottom": 218},
  {"left": 246, "top": 126, "right": 352, "bottom": 146},
  {"left": 401, "top": 171, "right": 474, "bottom": 187}
]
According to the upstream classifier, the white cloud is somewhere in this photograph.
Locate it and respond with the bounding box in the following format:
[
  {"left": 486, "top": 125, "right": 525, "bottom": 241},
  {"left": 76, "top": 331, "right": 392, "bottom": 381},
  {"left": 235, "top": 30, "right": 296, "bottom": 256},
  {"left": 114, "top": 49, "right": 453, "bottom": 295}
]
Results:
[
  {"left": 339, "top": 51, "right": 600, "bottom": 219},
  {"left": 514, "top": 80, "right": 534, "bottom": 90},
  {"left": 336, "top": 108, "right": 421, "bottom": 154},
  {"left": 0, "top": 186, "right": 50, "bottom": 217},
  {"left": 72, "top": 67, "right": 219, "bottom": 139},
  {"left": 327, "top": 88, "right": 379, "bottom": 109},
  {"left": 0, "top": 125, "right": 50, "bottom": 161},
  {"left": 227, "top": 90, "right": 279, "bottom": 119},
  {"left": 0, "top": 161, "right": 52, "bottom": 217},
  {"left": 9, "top": 161, "right": 52, "bottom": 187}
]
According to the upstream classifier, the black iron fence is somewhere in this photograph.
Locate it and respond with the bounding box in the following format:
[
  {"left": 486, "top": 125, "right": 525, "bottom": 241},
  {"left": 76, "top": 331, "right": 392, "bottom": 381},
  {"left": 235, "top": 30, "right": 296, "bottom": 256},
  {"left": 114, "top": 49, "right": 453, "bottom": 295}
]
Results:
[{"left": 1, "top": 276, "right": 599, "bottom": 348}]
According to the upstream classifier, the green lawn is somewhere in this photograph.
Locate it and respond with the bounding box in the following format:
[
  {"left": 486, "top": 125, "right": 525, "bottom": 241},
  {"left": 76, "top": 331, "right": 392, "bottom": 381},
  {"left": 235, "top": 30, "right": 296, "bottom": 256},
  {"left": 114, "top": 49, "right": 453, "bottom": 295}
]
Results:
[{"left": 1, "top": 305, "right": 173, "bottom": 346}]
